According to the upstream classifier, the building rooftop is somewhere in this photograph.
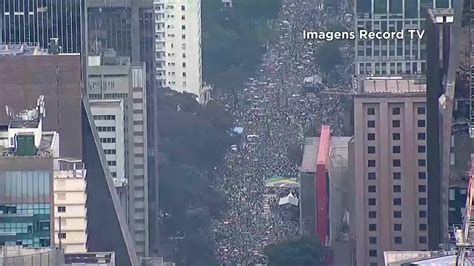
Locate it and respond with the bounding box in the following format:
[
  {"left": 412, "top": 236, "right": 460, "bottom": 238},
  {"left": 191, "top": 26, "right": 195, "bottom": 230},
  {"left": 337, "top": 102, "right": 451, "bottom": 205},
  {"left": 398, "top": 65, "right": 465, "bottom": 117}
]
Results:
[
  {"left": 300, "top": 137, "right": 319, "bottom": 173},
  {"left": 357, "top": 76, "right": 426, "bottom": 95},
  {"left": 329, "top": 137, "right": 352, "bottom": 168},
  {"left": 0, "top": 44, "right": 47, "bottom": 56}
]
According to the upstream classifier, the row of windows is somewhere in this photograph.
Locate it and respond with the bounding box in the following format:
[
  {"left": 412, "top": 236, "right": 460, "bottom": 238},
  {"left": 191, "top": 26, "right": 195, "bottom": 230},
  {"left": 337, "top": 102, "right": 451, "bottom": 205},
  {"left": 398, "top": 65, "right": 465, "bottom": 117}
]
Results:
[
  {"left": 367, "top": 145, "right": 425, "bottom": 154},
  {"left": 100, "top": 138, "right": 116, "bottom": 143},
  {"left": 368, "top": 236, "right": 427, "bottom": 251},
  {"left": 367, "top": 172, "right": 426, "bottom": 180},
  {"left": 369, "top": 159, "right": 426, "bottom": 167},
  {"left": 97, "top": 126, "right": 116, "bottom": 132},
  {"left": 367, "top": 132, "right": 425, "bottom": 141},
  {"left": 358, "top": 61, "right": 425, "bottom": 75},
  {"left": 368, "top": 184, "right": 426, "bottom": 193},
  {"left": 368, "top": 197, "right": 426, "bottom": 206},
  {"left": 0, "top": 221, "right": 49, "bottom": 233},
  {"left": 0, "top": 204, "right": 50, "bottom": 215},
  {"left": 107, "top": 161, "right": 117, "bottom": 166},
  {"left": 367, "top": 107, "right": 426, "bottom": 115},
  {"left": 104, "top": 149, "right": 116, "bottom": 155},
  {"left": 93, "top": 115, "right": 115, "bottom": 121},
  {"left": 1, "top": 238, "right": 50, "bottom": 248},
  {"left": 367, "top": 119, "right": 425, "bottom": 128}
]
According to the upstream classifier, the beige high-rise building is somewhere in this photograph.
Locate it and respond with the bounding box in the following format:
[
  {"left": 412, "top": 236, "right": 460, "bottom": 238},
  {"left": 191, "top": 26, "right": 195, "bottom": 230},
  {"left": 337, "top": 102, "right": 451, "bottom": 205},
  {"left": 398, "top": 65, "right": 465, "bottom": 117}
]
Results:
[
  {"left": 53, "top": 159, "right": 88, "bottom": 254},
  {"left": 353, "top": 77, "right": 428, "bottom": 266}
]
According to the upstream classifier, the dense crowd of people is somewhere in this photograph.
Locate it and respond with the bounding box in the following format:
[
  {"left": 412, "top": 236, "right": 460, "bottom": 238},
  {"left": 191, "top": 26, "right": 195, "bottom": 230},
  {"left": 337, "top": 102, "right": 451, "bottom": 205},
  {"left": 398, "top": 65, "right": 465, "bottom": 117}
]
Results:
[{"left": 212, "top": 0, "right": 351, "bottom": 264}]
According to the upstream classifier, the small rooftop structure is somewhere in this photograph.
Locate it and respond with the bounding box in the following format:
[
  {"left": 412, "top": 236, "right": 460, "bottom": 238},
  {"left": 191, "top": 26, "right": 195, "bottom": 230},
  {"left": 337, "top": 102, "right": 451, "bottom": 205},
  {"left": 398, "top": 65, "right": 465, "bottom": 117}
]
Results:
[
  {"left": 0, "top": 95, "right": 58, "bottom": 158},
  {"left": 356, "top": 76, "right": 426, "bottom": 95}
]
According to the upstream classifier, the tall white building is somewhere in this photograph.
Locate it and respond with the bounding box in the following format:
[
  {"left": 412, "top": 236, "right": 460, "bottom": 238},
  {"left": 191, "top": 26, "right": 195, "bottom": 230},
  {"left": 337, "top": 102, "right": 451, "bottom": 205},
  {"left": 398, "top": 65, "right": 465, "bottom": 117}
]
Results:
[
  {"left": 154, "top": 0, "right": 167, "bottom": 87},
  {"left": 89, "top": 100, "right": 126, "bottom": 184},
  {"left": 155, "top": 0, "right": 203, "bottom": 102}
]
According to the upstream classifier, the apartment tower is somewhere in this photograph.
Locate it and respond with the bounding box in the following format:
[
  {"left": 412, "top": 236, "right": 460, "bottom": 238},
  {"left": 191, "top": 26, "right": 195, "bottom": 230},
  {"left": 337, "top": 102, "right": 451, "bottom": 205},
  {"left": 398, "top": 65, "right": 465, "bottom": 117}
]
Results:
[
  {"left": 159, "top": 0, "right": 202, "bottom": 101},
  {"left": 353, "top": 77, "right": 428, "bottom": 266}
]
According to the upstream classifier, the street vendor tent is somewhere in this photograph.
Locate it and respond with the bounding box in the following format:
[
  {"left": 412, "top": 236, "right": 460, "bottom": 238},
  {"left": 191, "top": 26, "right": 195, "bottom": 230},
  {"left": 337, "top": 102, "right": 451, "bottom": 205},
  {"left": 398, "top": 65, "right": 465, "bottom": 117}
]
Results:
[{"left": 278, "top": 193, "right": 299, "bottom": 206}]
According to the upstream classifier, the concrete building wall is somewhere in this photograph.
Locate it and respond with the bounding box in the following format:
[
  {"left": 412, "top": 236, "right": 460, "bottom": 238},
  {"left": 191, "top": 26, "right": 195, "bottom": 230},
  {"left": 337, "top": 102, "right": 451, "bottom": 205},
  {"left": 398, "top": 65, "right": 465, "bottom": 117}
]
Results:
[
  {"left": 53, "top": 165, "right": 89, "bottom": 257},
  {"left": 354, "top": 91, "right": 427, "bottom": 265},
  {"left": 89, "top": 100, "right": 126, "bottom": 183}
]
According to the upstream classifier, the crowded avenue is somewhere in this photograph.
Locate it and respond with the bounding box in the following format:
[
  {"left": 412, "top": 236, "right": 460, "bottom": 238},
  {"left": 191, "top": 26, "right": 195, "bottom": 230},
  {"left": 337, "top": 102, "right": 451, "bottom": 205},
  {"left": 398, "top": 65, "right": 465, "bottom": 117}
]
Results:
[{"left": 212, "top": 0, "right": 351, "bottom": 264}]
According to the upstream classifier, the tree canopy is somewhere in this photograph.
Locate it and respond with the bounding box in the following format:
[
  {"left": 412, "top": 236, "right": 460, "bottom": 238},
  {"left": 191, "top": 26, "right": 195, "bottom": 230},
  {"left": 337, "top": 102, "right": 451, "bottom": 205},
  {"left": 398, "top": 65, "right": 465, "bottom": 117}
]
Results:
[
  {"left": 263, "top": 237, "right": 327, "bottom": 266},
  {"left": 315, "top": 42, "right": 344, "bottom": 79},
  {"left": 202, "top": 0, "right": 281, "bottom": 91},
  {"left": 156, "top": 88, "right": 235, "bottom": 265}
]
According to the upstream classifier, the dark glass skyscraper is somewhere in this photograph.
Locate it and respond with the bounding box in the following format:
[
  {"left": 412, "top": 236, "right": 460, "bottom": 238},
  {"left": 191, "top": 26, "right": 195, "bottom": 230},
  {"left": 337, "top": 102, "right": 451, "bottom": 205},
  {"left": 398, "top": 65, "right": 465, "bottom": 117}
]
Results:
[{"left": 0, "top": 0, "right": 83, "bottom": 53}]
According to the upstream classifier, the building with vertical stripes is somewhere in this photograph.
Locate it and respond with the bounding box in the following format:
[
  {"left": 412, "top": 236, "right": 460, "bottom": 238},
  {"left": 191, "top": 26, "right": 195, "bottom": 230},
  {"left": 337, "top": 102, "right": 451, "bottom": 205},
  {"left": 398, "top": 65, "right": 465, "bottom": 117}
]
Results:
[
  {"left": 0, "top": 0, "right": 83, "bottom": 53},
  {"left": 354, "top": 0, "right": 452, "bottom": 76}
]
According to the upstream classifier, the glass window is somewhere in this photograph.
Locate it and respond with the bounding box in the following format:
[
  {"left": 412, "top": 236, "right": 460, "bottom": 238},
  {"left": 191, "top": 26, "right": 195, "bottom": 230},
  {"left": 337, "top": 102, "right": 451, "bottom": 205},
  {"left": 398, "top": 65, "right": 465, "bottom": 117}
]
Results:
[
  {"left": 419, "top": 224, "right": 427, "bottom": 231},
  {"left": 368, "top": 160, "right": 376, "bottom": 167},
  {"left": 367, "top": 120, "right": 376, "bottom": 128},
  {"left": 392, "top": 120, "right": 400, "bottom": 127},
  {"left": 418, "top": 146, "right": 426, "bottom": 153},
  {"left": 369, "top": 249, "right": 377, "bottom": 257},
  {"left": 369, "top": 198, "right": 377, "bottom": 206},
  {"left": 393, "top": 185, "right": 401, "bottom": 192},
  {"left": 418, "top": 120, "right": 426, "bottom": 127},
  {"left": 393, "top": 133, "right": 401, "bottom": 140},
  {"left": 419, "top": 198, "right": 427, "bottom": 205},
  {"left": 419, "top": 211, "right": 427, "bottom": 218},
  {"left": 418, "top": 172, "right": 427, "bottom": 179},
  {"left": 369, "top": 224, "right": 377, "bottom": 231},
  {"left": 394, "top": 224, "right": 402, "bottom": 231},
  {"left": 418, "top": 133, "right": 426, "bottom": 140},
  {"left": 418, "top": 185, "right": 426, "bottom": 192},
  {"left": 394, "top": 237, "right": 402, "bottom": 244},
  {"left": 417, "top": 107, "right": 426, "bottom": 114},
  {"left": 393, "top": 146, "right": 401, "bottom": 153},
  {"left": 369, "top": 186, "right": 376, "bottom": 193},
  {"left": 419, "top": 236, "right": 427, "bottom": 244},
  {"left": 393, "top": 172, "right": 401, "bottom": 179},
  {"left": 394, "top": 198, "right": 402, "bottom": 205},
  {"left": 368, "top": 133, "right": 376, "bottom": 140},
  {"left": 392, "top": 107, "right": 400, "bottom": 115},
  {"left": 369, "top": 237, "right": 377, "bottom": 244},
  {"left": 369, "top": 211, "right": 376, "bottom": 218},
  {"left": 393, "top": 159, "right": 401, "bottom": 167},
  {"left": 368, "top": 146, "right": 376, "bottom": 153},
  {"left": 394, "top": 211, "right": 402, "bottom": 218},
  {"left": 367, "top": 108, "right": 376, "bottom": 115},
  {"left": 368, "top": 172, "right": 376, "bottom": 180}
]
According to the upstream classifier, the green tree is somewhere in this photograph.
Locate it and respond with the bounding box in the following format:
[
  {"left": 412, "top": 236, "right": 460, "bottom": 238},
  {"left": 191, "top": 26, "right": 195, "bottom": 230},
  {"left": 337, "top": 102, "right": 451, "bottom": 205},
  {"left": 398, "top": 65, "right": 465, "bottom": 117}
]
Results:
[
  {"left": 315, "top": 42, "right": 344, "bottom": 79},
  {"left": 157, "top": 88, "right": 233, "bottom": 265},
  {"left": 287, "top": 143, "right": 303, "bottom": 166},
  {"left": 202, "top": 0, "right": 281, "bottom": 91},
  {"left": 263, "top": 237, "right": 326, "bottom": 266}
]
